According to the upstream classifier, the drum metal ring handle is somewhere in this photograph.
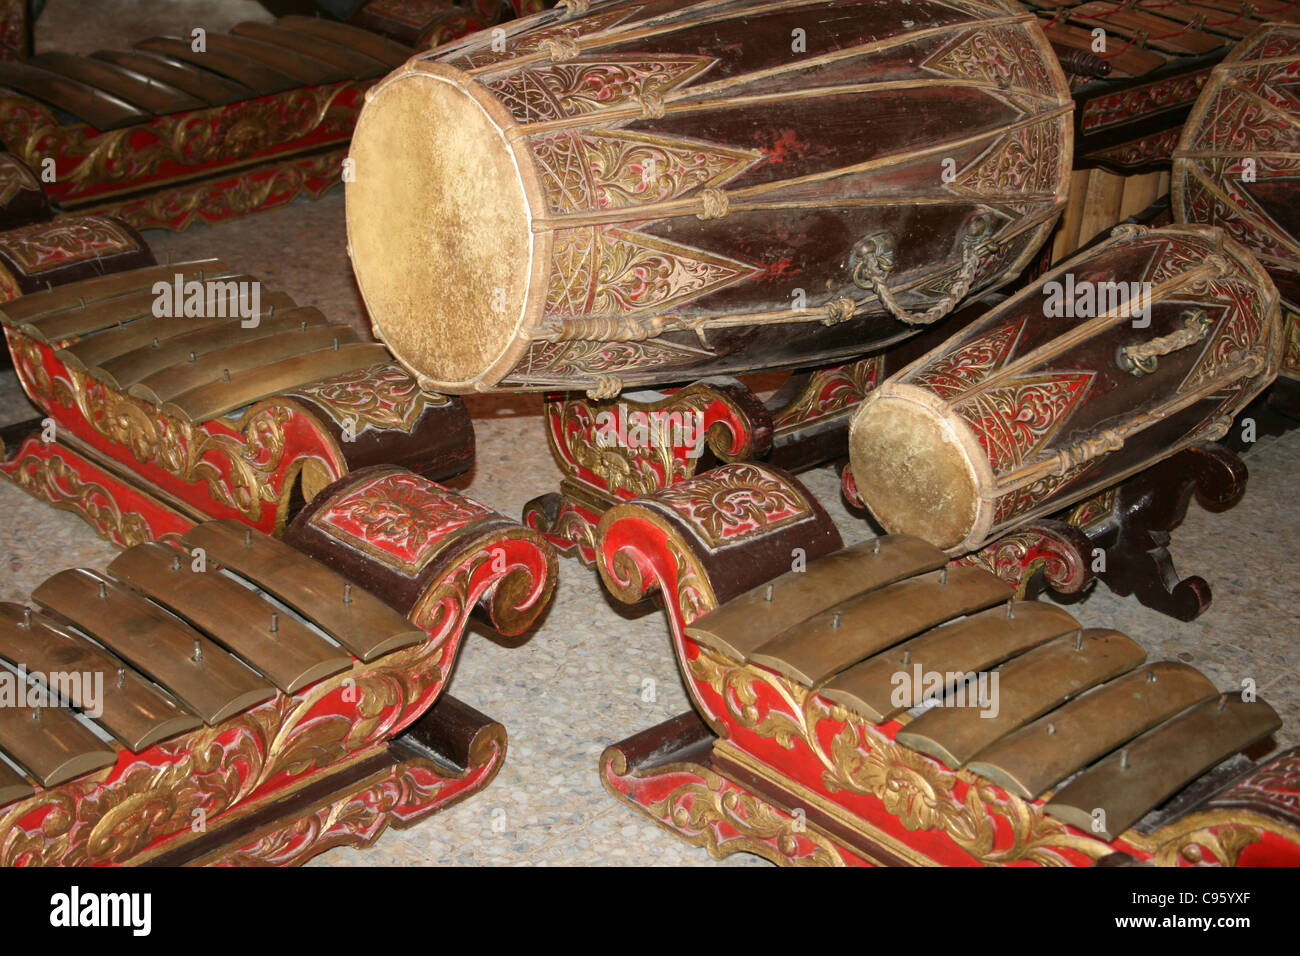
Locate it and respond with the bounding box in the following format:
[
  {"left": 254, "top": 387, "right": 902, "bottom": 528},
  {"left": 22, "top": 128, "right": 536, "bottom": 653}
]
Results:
[
  {"left": 1117, "top": 310, "right": 1211, "bottom": 376},
  {"left": 850, "top": 216, "right": 997, "bottom": 327}
]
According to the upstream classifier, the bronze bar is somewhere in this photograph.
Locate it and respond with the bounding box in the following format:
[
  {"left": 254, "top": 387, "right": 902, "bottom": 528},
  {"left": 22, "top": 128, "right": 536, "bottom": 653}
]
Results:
[
  {"left": 32, "top": 569, "right": 276, "bottom": 725},
  {"left": 0, "top": 687, "right": 117, "bottom": 788},
  {"left": 0, "top": 759, "right": 32, "bottom": 807},
  {"left": 821, "top": 601, "right": 1081, "bottom": 723},
  {"left": 27, "top": 278, "right": 264, "bottom": 347},
  {"left": 204, "top": 34, "right": 348, "bottom": 86},
  {"left": 1045, "top": 695, "right": 1283, "bottom": 841},
  {"left": 133, "top": 37, "right": 299, "bottom": 95},
  {"left": 749, "top": 567, "right": 1012, "bottom": 686},
  {"left": 0, "top": 603, "right": 199, "bottom": 751},
  {"left": 85, "top": 300, "right": 313, "bottom": 387},
  {"left": 89, "top": 49, "right": 254, "bottom": 106},
  {"left": 276, "top": 16, "right": 412, "bottom": 69},
  {"left": 59, "top": 296, "right": 305, "bottom": 376},
  {"left": 130, "top": 324, "right": 361, "bottom": 406},
  {"left": 968, "top": 662, "right": 1219, "bottom": 799},
  {"left": 26, "top": 51, "right": 206, "bottom": 114},
  {"left": 181, "top": 521, "right": 424, "bottom": 662},
  {"left": 896, "top": 629, "right": 1148, "bottom": 769},
  {"left": 231, "top": 22, "right": 389, "bottom": 78},
  {"left": 3, "top": 261, "right": 233, "bottom": 333},
  {"left": 107, "top": 543, "right": 353, "bottom": 694},
  {"left": 686, "top": 536, "right": 949, "bottom": 660},
  {"left": 0, "top": 60, "right": 148, "bottom": 130},
  {"left": 156, "top": 342, "right": 390, "bottom": 421}
]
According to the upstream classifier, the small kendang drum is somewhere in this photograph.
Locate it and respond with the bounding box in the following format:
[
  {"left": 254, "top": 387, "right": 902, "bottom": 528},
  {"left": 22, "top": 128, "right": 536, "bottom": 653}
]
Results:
[
  {"left": 848, "top": 224, "right": 1283, "bottom": 555},
  {"left": 346, "top": 0, "right": 1072, "bottom": 394},
  {"left": 1173, "top": 21, "right": 1300, "bottom": 377}
]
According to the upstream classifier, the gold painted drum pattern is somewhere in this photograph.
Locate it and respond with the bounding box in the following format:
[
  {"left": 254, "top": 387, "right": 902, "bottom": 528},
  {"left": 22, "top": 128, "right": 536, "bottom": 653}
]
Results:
[
  {"left": 848, "top": 224, "right": 1282, "bottom": 555},
  {"left": 346, "top": 0, "right": 1072, "bottom": 394}
]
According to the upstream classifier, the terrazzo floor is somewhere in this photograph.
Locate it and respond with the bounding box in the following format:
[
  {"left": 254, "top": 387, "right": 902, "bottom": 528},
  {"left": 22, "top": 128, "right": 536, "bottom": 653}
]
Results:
[{"left": 1, "top": 190, "right": 1298, "bottom": 866}]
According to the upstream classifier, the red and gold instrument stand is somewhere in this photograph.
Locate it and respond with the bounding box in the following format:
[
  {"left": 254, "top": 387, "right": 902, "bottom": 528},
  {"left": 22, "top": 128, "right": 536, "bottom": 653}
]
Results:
[
  {"left": 153, "top": 696, "right": 508, "bottom": 867},
  {"left": 522, "top": 357, "right": 883, "bottom": 565},
  {"left": 594, "top": 463, "right": 1300, "bottom": 867}
]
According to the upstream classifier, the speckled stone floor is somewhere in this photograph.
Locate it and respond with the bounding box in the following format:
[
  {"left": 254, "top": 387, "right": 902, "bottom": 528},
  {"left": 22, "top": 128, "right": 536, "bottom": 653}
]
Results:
[{"left": 1, "top": 189, "right": 1298, "bottom": 866}]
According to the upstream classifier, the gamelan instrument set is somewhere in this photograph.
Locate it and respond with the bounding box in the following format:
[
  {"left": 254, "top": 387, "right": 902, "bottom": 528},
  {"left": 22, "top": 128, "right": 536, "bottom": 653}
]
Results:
[{"left": 0, "top": 0, "right": 1298, "bottom": 869}]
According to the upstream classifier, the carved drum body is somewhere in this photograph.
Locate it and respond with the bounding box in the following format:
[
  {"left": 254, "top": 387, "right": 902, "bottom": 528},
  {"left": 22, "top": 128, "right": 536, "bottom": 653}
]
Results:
[
  {"left": 346, "top": 0, "right": 1072, "bottom": 394},
  {"left": 1173, "top": 21, "right": 1300, "bottom": 379},
  {"left": 848, "top": 224, "right": 1282, "bottom": 554}
]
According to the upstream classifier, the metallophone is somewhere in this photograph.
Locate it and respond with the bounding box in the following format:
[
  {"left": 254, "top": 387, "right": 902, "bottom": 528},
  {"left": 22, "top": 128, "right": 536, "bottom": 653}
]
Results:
[
  {"left": 0, "top": 464, "right": 555, "bottom": 866},
  {"left": 0, "top": 15, "right": 415, "bottom": 232},
  {"left": 0, "top": 260, "right": 474, "bottom": 545},
  {"left": 595, "top": 461, "right": 1300, "bottom": 866}
]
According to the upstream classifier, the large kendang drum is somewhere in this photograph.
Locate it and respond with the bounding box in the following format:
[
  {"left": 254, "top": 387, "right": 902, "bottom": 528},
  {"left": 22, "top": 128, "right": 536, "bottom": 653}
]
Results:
[
  {"left": 847, "top": 224, "right": 1283, "bottom": 554},
  {"left": 346, "top": 0, "right": 1072, "bottom": 394}
]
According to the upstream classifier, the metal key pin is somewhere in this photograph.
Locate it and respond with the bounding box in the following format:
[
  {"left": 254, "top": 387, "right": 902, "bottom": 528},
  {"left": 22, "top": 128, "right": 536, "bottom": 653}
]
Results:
[
  {"left": 192, "top": 640, "right": 203, "bottom": 664},
  {"left": 764, "top": 584, "right": 773, "bottom": 602},
  {"left": 270, "top": 612, "right": 279, "bottom": 636},
  {"left": 343, "top": 583, "right": 352, "bottom": 605}
]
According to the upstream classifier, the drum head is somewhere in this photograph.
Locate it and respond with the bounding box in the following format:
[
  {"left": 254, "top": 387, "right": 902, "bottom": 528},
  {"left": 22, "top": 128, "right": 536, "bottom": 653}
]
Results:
[
  {"left": 849, "top": 393, "right": 982, "bottom": 552},
  {"left": 346, "top": 64, "right": 541, "bottom": 392}
]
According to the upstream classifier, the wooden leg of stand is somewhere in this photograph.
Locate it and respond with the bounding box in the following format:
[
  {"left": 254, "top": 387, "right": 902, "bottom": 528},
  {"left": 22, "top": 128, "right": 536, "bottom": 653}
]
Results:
[{"left": 1085, "top": 443, "right": 1247, "bottom": 622}]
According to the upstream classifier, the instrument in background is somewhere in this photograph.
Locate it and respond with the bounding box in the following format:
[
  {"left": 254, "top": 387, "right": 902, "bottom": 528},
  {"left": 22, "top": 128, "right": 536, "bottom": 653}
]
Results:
[
  {"left": 349, "top": 0, "right": 514, "bottom": 48},
  {"left": 0, "top": 151, "right": 155, "bottom": 303},
  {"left": 1028, "top": 1, "right": 1300, "bottom": 264},
  {"left": 347, "top": 0, "right": 1072, "bottom": 395},
  {"left": 1173, "top": 21, "right": 1300, "bottom": 384},
  {"left": 595, "top": 462, "right": 1300, "bottom": 867},
  {"left": 0, "top": 466, "right": 555, "bottom": 865},
  {"left": 0, "top": 262, "right": 473, "bottom": 545},
  {"left": 848, "top": 224, "right": 1281, "bottom": 555},
  {"left": 0, "top": 152, "right": 50, "bottom": 229},
  {"left": 0, "top": 215, "right": 153, "bottom": 301},
  {"left": 0, "top": 16, "right": 414, "bottom": 231}
]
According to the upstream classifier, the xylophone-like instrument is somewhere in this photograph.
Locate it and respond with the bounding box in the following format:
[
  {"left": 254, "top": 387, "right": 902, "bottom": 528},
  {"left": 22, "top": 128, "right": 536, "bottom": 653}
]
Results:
[
  {"left": 595, "top": 462, "right": 1300, "bottom": 866},
  {"left": 0, "top": 262, "right": 474, "bottom": 544},
  {"left": 0, "top": 465, "right": 555, "bottom": 865}
]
